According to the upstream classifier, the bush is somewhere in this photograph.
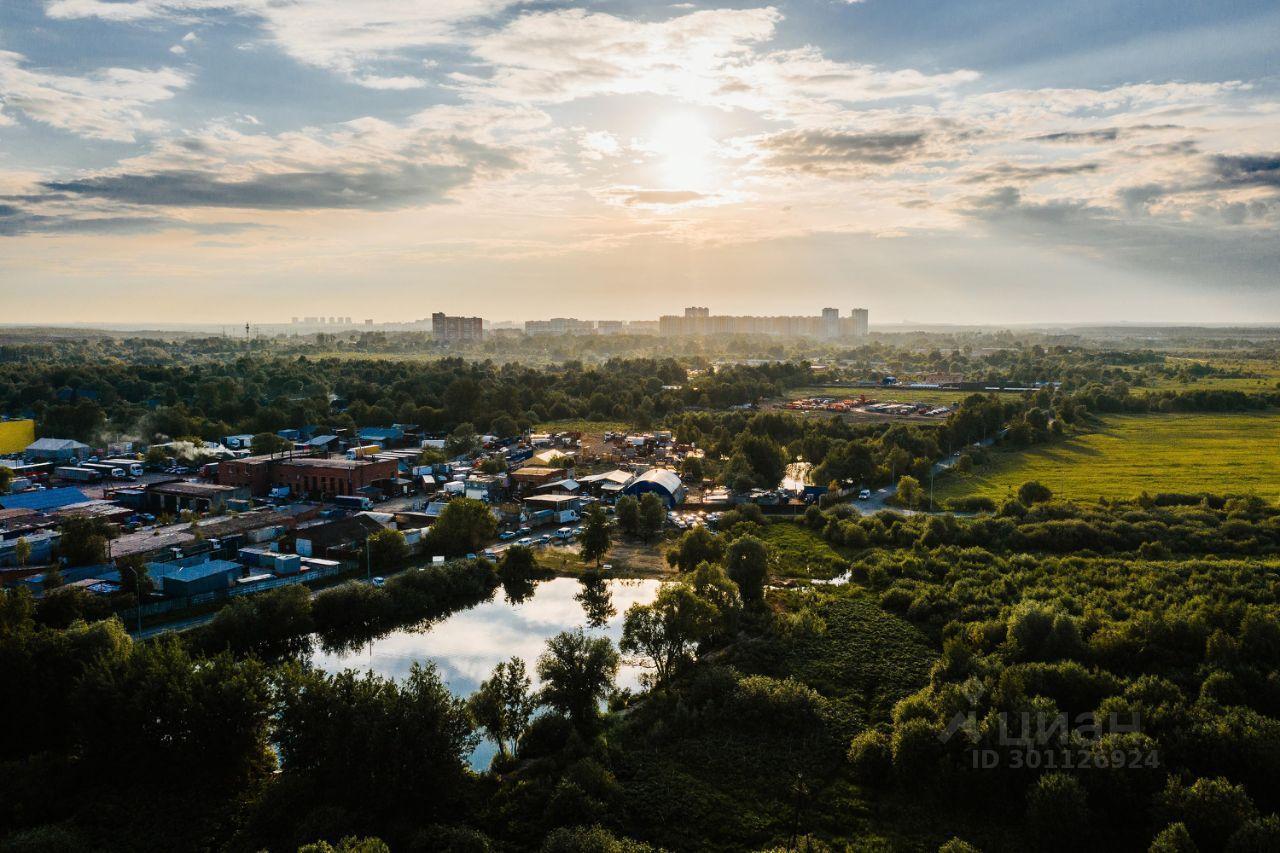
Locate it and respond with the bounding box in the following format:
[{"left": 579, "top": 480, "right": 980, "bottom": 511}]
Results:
[
  {"left": 847, "top": 729, "right": 892, "bottom": 784},
  {"left": 1026, "top": 772, "right": 1089, "bottom": 851},
  {"left": 1160, "top": 777, "right": 1258, "bottom": 851},
  {"left": 1017, "top": 481, "right": 1054, "bottom": 505},
  {"left": 891, "top": 717, "right": 943, "bottom": 779},
  {"left": 939, "top": 839, "right": 982, "bottom": 853},
  {"left": 1227, "top": 815, "right": 1280, "bottom": 852},
  {"left": 729, "top": 675, "right": 827, "bottom": 740},
  {"left": 541, "top": 825, "right": 656, "bottom": 853},
  {"left": 1150, "top": 823, "right": 1197, "bottom": 853},
  {"left": 946, "top": 496, "right": 997, "bottom": 513}
]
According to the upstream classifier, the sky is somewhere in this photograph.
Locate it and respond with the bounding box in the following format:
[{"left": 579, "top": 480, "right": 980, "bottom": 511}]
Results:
[{"left": 0, "top": 0, "right": 1277, "bottom": 326}]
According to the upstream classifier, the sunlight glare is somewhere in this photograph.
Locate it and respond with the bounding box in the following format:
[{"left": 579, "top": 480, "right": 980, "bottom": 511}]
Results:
[{"left": 648, "top": 113, "right": 716, "bottom": 191}]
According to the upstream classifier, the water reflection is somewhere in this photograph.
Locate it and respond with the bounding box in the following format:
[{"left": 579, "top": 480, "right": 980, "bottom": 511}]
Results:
[
  {"left": 575, "top": 571, "right": 616, "bottom": 628},
  {"left": 308, "top": 576, "right": 660, "bottom": 768}
]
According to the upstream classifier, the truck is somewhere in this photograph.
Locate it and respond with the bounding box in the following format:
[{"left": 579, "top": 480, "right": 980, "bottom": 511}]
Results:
[
  {"left": 334, "top": 494, "right": 375, "bottom": 511},
  {"left": 82, "top": 462, "right": 131, "bottom": 480},
  {"left": 556, "top": 509, "right": 580, "bottom": 524},
  {"left": 346, "top": 444, "right": 382, "bottom": 459},
  {"left": 104, "top": 458, "right": 145, "bottom": 478},
  {"left": 56, "top": 466, "right": 102, "bottom": 483}
]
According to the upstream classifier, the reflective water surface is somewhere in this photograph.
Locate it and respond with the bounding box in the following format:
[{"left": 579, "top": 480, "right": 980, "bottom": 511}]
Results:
[{"left": 309, "top": 576, "right": 660, "bottom": 767}]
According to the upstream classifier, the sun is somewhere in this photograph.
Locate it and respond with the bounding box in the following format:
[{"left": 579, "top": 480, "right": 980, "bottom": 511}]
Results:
[{"left": 647, "top": 113, "right": 716, "bottom": 191}]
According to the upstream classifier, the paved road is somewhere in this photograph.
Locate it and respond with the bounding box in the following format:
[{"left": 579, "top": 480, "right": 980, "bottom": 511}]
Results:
[{"left": 851, "top": 433, "right": 1003, "bottom": 516}]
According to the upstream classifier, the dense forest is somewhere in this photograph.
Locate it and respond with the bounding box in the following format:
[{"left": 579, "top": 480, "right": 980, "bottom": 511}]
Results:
[{"left": 5, "top": 496, "right": 1280, "bottom": 851}]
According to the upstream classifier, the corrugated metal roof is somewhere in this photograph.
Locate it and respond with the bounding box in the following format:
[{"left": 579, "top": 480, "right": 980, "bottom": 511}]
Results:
[
  {"left": 0, "top": 487, "right": 90, "bottom": 511},
  {"left": 629, "top": 469, "right": 683, "bottom": 494},
  {"left": 25, "top": 437, "right": 90, "bottom": 451}
]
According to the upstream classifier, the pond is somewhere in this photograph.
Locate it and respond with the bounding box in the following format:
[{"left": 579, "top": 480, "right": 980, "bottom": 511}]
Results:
[{"left": 309, "top": 576, "right": 661, "bottom": 768}]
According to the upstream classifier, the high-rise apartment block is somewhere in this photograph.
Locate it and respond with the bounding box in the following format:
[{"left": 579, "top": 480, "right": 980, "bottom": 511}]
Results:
[
  {"left": 850, "top": 308, "right": 869, "bottom": 338},
  {"left": 659, "top": 307, "right": 870, "bottom": 339},
  {"left": 432, "top": 312, "right": 484, "bottom": 343}
]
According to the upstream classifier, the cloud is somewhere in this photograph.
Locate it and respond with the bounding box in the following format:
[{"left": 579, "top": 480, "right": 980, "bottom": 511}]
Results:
[
  {"left": 962, "top": 162, "right": 1102, "bottom": 183},
  {"left": 457, "top": 8, "right": 975, "bottom": 116},
  {"left": 459, "top": 8, "right": 781, "bottom": 105},
  {"left": 0, "top": 50, "right": 188, "bottom": 141},
  {"left": 755, "top": 129, "right": 928, "bottom": 174},
  {"left": 45, "top": 0, "right": 519, "bottom": 88},
  {"left": 0, "top": 200, "right": 258, "bottom": 237},
  {"left": 1211, "top": 154, "right": 1280, "bottom": 188},
  {"left": 43, "top": 164, "right": 481, "bottom": 210},
  {"left": 21, "top": 107, "right": 531, "bottom": 221},
  {"left": 1030, "top": 125, "right": 1181, "bottom": 144},
  {"left": 605, "top": 188, "right": 709, "bottom": 207}
]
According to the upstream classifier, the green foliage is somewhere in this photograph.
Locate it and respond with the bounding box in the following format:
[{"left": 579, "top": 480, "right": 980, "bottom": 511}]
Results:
[
  {"left": 56, "top": 515, "right": 111, "bottom": 567},
  {"left": 428, "top": 498, "right": 497, "bottom": 555},
  {"left": 1150, "top": 823, "right": 1197, "bottom": 853},
  {"left": 579, "top": 504, "right": 611, "bottom": 568},
  {"left": 666, "top": 526, "right": 724, "bottom": 573},
  {"left": 637, "top": 493, "right": 667, "bottom": 543},
  {"left": 614, "top": 495, "right": 640, "bottom": 536},
  {"left": 368, "top": 527, "right": 409, "bottom": 573},
  {"left": 541, "top": 825, "right": 658, "bottom": 853},
  {"left": 537, "top": 629, "right": 619, "bottom": 732},
  {"left": 895, "top": 475, "right": 922, "bottom": 509},
  {"left": 299, "top": 836, "right": 391, "bottom": 853},
  {"left": 1026, "top": 772, "right": 1090, "bottom": 851},
  {"left": 1017, "top": 480, "right": 1053, "bottom": 505},
  {"left": 275, "top": 662, "right": 478, "bottom": 822},
  {"left": 847, "top": 729, "right": 892, "bottom": 784},
  {"left": 724, "top": 535, "right": 769, "bottom": 603},
  {"left": 621, "top": 581, "right": 723, "bottom": 687},
  {"left": 251, "top": 431, "right": 290, "bottom": 454},
  {"left": 196, "top": 583, "right": 314, "bottom": 660},
  {"left": 468, "top": 657, "right": 537, "bottom": 760}
]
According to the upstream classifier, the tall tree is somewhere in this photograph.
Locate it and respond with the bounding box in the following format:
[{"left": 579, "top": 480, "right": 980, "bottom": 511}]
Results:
[
  {"left": 638, "top": 493, "right": 667, "bottom": 543},
  {"left": 368, "top": 528, "right": 409, "bottom": 573},
  {"left": 537, "top": 629, "right": 619, "bottom": 732},
  {"left": 666, "top": 526, "right": 724, "bottom": 573},
  {"left": 428, "top": 498, "right": 497, "bottom": 555},
  {"left": 614, "top": 495, "right": 640, "bottom": 536},
  {"left": 467, "top": 657, "right": 537, "bottom": 760},
  {"left": 579, "top": 504, "right": 611, "bottom": 569},
  {"left": 725, "top": 535, "right": 769, "bottom": 603},
  {"left": 621, "top": 581, "right": 720, "bottom": 687}
]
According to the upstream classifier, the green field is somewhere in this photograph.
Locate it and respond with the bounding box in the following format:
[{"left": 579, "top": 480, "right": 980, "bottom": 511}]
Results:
[{"left": 935, "top": 412, "right": 1280, "bottom": 503}]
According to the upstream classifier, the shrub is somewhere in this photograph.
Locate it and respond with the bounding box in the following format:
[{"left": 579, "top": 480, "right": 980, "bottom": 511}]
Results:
[
  {"left": 847, "top": 729, "right": 892, "bottom": 784},
  {"left": 1026, "top": 772, "right": 1089, "bottom": 851}
]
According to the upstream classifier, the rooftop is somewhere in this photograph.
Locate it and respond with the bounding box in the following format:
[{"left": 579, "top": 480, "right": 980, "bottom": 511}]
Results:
[
  {"left": 148, "top": 481, "right": 238, "bottom": 496},
  {"left": 523, "top": 493, "right": 579, "bottom": 506},
  {"left": 282, "top": 456, "right": 391, "bottom": 469},
  {"left": 0, "top": 487, "right": 90, "bottom": 512}
]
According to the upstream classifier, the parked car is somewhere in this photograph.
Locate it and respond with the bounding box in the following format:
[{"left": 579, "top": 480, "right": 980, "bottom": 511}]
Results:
[
  {"left": 858, "top": 488, "right": 871, "bottom": 500},
  {"left": 499, "top": 530, "right": 516, "bottom": 540},
  {"left": 516, "top": 536, "right": 533, "bottom": 546}
]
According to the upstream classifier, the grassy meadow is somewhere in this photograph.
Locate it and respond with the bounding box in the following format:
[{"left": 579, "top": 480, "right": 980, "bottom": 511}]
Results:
[{"left": 935, "top": 411, "right": 1280, "bottom": 503}]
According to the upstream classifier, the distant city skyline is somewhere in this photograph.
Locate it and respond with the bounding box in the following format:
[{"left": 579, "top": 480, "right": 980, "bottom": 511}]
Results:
[{"left": 1, "top": 1, "right": 1277, "bottom": 323}]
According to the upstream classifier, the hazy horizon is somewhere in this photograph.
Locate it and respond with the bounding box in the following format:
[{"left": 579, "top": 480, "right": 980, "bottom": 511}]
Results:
[{"left": 1, "top": 0, "right": 1277, "bottom": 324}]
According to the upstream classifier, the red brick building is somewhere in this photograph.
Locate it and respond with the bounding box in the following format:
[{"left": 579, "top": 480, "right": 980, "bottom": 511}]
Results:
[{"left": 218, "top": 454, "right": 398, "bottom": 498}]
